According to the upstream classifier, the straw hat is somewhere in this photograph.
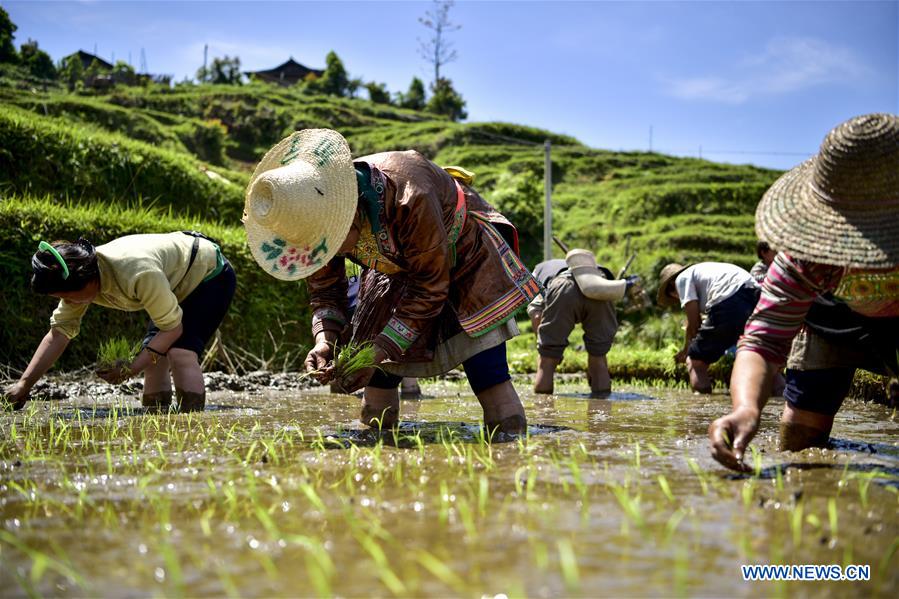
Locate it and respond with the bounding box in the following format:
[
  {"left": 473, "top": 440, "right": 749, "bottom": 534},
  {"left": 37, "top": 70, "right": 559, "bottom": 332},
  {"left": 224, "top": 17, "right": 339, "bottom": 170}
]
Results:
[
  {"left": 756, "top": 113, "right": 899, "bottom": 269},
  {"left": 565, "top": 249, "right": 627, "bottom": 301},
  {"left": 656, "top": 263, "right": 690, "bottom": 307},
  {"left": 243, "top": 129, "right": 357, "bottom": 280}
]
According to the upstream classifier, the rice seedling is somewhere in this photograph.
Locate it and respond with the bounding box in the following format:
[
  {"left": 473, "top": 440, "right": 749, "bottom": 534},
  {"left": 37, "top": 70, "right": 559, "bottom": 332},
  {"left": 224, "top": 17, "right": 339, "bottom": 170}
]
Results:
[
  {"left": 96, "top": 336, "right": 141, "bottom": 371},
  {"left": 326, "top": 341, "right": 380, "bottom": 382}
]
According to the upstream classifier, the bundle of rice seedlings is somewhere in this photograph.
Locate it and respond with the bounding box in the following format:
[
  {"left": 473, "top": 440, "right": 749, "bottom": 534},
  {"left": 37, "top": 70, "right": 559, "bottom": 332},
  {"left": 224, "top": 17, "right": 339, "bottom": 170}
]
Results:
[
  {"left": 331, "top": 341, "right": 380, "bottom": 380},
  {"left": 97, "top": 337, "right": 141, "bottom": 371}
]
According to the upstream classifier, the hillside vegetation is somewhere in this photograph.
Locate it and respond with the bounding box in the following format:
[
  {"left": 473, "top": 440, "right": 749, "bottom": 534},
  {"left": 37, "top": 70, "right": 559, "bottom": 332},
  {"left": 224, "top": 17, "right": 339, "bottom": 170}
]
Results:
[{"left": 1, "top": 80, "right": 781, "bottom": 373}]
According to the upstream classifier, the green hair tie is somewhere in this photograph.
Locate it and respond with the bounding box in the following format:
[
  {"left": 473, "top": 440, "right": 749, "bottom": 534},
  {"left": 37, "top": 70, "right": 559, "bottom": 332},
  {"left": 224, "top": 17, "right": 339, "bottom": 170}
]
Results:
[{"left": 38, "top": 241, "right": 69, "bottom": 280}]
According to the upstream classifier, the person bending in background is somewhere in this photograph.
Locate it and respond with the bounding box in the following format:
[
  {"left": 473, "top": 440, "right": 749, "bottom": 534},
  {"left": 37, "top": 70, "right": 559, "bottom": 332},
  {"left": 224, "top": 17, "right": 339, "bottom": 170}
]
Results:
[
  {"left": 2, "top": 233, "right": 236, "bottom": 412},
  {"left": 528, "top": 249, "right": 640, "bottom": 395},
  {"left": 750, "top": 240, "right": 776, "bottom": 284},
  {"left": 657, "top": 261, "right": 779, "bottom": 394},
  {"left": 709, "top": 113, "right": 899, "bottom": 471},
  {"left": 242, "top": 129, "right": 541, "bottom": 434}
]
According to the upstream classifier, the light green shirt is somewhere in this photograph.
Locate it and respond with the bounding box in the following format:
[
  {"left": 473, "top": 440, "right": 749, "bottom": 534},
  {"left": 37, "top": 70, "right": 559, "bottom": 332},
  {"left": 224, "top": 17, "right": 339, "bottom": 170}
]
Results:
[{"left": 50, "top": 233, "right": 220, "bottom": 339}]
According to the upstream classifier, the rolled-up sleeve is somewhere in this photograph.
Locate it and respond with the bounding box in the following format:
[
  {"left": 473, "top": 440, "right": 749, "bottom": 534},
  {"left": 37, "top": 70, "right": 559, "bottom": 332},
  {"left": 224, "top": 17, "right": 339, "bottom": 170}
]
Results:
[
  {"left": 50, "top": 300, "right": 90, "bottom": 339},
  {"left": 737, "top": 253, "right": 842, "bottom": 365},
  {"left": 134, "top": 271, "right": 182, "bottom": 331}
]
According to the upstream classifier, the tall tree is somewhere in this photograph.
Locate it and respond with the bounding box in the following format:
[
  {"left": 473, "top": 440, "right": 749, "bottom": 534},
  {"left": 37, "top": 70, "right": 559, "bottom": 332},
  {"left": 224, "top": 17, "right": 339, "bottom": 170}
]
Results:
[
  {"left": 111, "top": 60, "right": 137, "bottom": 85},
  {"left": 197, "top": 55, "right": 242, "bottom": 84},
  {"left": 58, "top": 54, "right": 84, "bottom": 90},
  {"left": 426, "top": 77, "right": 467, "bottom": 121},
  {"left": 319, "top": 50, "right": 349, "bottom": 97},
  {"left": 398, "top": 77, "right": 426, "bottom": 110},
  {"left": 0, "top": 6, "right": 18, "bottom": 63},
  {"left": 19, "top": 39, "right": 56, "bottom": 79},
  {"left": 418, "top": 0, "right": 460, "bottom": 88},
  {"left": 364, "top": 81, "right": 392, "bottom": 104},
  {"left": 346, "top": 77, "right": 363, "bottom": 98}
]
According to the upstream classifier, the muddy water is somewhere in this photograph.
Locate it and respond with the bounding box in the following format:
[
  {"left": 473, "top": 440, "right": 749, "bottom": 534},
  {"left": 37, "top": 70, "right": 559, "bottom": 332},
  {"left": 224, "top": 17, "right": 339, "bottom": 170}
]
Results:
[{"left": 1, "top": 380, "right": 897, "bottom": 597}]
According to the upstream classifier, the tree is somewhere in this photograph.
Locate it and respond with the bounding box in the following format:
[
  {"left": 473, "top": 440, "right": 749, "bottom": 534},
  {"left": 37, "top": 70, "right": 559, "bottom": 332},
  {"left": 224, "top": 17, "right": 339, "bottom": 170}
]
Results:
[
  {"left": 84, "top": 58, "right": 109, "bottom": 86},
  {"left": 418, "top": 0, "right": 460, "bottom": 88},
  {"left": 58, "top": 55, "right": 84, "bottom": 90},
  {"left": 197, "top": 55, "right": 242, "bottom": 85},
  {"left": 487, "top": 171, "right": 543, "bottom": 264},
  {"left": 0, "top": 6, "right": 17, "bottom": 63},
  {"left": 319, "top": 50, "right": 349, "bottom": 97},
  {"left": 426, "top": 77, "right": 467, "bottom": 121},
  {"left": 19, "top": 39, "right": 56, "bottom": 79},
  {"left": 346, "top": 77, "right": 363, "bottom": 98},
  {"left": 364, "top": 81, "right": 392, "bottom": 104},
  {"left": 397, "top": 77, "right": 426, "bottom": 110},
  {"left": 111, "top": 60, "right": 137, "bottom": 86}
]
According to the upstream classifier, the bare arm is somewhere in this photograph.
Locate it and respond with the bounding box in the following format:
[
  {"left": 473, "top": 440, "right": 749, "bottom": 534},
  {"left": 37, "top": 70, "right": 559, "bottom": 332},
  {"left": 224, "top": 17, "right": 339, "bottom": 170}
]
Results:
[
  {"left": 129, "top": 324, "right": 184, "bottom": 375},
  {"left": 708, "top": 350, "right": 778, "bottom": 470},
  {"left": 675, "top": 300, "right": 701, "bottom": 362},
  {"left": 2, "top": 329, "right": 70, "bottom": 408}
]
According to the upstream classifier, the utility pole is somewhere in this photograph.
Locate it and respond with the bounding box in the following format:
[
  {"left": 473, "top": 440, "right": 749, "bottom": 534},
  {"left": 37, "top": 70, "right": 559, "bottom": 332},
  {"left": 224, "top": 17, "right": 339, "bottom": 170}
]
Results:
[
  {"left": 544, "top": 140, "right": 553, "bottom": 261},
  {"left": 203, "top": 44, "right": 208, "bottom": 83}
]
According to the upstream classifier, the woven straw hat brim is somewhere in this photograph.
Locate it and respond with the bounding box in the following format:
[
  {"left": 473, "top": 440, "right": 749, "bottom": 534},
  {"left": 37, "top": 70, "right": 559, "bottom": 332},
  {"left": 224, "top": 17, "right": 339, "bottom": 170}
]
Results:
[
  {"left": 756, "top": 160, "right": 899, "bottom": 269},
  {"left": 244, "top": 129, "right": 357, "bottom": 281},
  {"left": 656, "top": 263, "right": 690, "bottom": 307}
]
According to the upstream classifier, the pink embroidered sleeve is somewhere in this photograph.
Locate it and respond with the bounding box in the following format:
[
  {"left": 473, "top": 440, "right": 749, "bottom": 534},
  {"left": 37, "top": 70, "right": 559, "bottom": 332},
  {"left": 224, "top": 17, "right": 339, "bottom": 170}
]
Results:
[{"left": 737, "top": 252, "right": 842, "bottom": 364}]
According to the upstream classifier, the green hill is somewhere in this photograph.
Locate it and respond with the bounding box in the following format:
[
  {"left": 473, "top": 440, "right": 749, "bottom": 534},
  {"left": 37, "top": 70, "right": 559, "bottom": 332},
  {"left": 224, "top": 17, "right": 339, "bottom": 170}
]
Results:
[{"left": 0, "top": 81, "right": 781, "bottom": 371}]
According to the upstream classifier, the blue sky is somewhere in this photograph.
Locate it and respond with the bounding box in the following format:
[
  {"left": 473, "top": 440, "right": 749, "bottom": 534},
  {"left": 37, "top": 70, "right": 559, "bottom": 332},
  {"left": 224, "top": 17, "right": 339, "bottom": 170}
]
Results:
[{"left": 5, "top": 1, "right": 897, "bottom": 169}]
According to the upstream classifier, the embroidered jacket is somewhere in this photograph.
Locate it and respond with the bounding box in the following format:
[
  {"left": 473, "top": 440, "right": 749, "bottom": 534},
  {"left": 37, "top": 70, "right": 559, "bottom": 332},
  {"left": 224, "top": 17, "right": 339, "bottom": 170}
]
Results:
[
  {"left": 738, "top": 251, "right": 899, "bottom": 364},
  {"left": 306, "top": 150, "right": 540, "bottom": 360}
]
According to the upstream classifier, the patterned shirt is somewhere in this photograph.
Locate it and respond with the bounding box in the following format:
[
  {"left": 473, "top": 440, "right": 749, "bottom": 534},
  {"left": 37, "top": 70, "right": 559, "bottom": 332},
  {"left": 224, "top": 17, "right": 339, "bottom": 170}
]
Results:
[{"left": 738, "top": 252, "right": 899, "bottom": 364}]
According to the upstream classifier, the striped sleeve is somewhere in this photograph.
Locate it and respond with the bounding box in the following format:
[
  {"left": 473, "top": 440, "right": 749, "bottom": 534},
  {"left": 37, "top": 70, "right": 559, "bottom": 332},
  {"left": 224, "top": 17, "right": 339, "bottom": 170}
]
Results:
[{"left": 737, "top": 252, "right": 842, "bottom": 364}]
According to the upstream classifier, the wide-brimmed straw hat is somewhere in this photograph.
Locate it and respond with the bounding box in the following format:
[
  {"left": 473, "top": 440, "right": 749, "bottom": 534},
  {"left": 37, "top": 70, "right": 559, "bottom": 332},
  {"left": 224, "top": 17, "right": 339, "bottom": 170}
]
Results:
[
  {"left": 243, "top": 129, "right": 357, "bottom": 280},
  {"left": 756, "top": 113, "right": 899, "bottom": 269},
  {"left": 656, "top": 263, "right": 690, "bottom": 307}
]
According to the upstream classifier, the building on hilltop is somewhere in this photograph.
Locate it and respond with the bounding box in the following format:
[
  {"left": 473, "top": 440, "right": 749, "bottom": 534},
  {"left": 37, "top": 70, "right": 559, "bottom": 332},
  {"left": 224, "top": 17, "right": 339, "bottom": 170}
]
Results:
[
  {"left": 245, "top": 58, "right": 324, "bottom": 86},
  {"left": 64, "top": 50, "right": 114, "bottom": 71}
]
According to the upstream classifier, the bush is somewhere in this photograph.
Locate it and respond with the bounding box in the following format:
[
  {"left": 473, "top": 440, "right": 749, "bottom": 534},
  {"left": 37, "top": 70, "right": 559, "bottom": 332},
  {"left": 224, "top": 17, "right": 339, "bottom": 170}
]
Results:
[
  {"left": 0, "top": 106, "right": 245, "bottom": 220},
  {"left": 0, "top": 196, "right": 312, "bottom": 370}
]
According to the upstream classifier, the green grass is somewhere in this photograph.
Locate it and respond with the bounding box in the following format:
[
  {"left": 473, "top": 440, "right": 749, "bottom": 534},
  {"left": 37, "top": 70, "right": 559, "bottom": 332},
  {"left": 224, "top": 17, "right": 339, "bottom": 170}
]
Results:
[{"left": 0, "top": 105, "right": 246, "bottom": 220}]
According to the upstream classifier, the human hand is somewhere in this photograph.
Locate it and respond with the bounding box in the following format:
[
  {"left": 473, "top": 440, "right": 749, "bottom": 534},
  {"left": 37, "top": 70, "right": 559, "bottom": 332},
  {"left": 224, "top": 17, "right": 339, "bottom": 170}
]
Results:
[
  {"left": 337, "top": 346, "right": 387, "bottom": 393},
  {"left": 674, "top": 349, "right": 688, "bottom": 364},
  {"left": 304, "top": 340, "right": 334, "bottom": 383},
  {"left": 2, "top": 381, "right": 29, "bottom": 411},
  {"left": 96, "top": 360, "right": 133, "bottom": 385},
  {"left": 624, "top": 275, "right": 642, "bottom": 292},
  {"left": 708, "top": 407, "right": 760, "bottom": 472}
]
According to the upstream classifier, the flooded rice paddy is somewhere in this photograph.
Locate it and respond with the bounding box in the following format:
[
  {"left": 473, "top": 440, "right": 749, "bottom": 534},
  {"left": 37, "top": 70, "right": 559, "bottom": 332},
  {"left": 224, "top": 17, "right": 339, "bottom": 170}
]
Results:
[{"left": 1, "top": 379, "right": 897, "bottom": 597}]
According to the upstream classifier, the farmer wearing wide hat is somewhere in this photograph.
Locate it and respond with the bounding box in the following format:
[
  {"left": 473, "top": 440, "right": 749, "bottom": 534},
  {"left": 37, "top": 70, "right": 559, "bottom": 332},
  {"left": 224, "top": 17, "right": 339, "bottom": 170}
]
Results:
[
  {"left": 1, "top": 233, "right": 236, "bottom": 412},
  {"left": 709, "top": 113, "right": 899, "bottom": 471},
  {"left": 243, "top": 129, "right": 541, "bottom": 433},
  {"left": 657, "top": 261, "right": 764, "bottom": 393}
]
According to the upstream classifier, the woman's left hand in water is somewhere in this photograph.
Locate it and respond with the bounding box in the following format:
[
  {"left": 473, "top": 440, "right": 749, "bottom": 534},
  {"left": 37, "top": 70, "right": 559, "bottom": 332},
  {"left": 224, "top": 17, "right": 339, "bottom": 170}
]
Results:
[{"left": 96, "top": 360, "right": 133, "bottom": 385}]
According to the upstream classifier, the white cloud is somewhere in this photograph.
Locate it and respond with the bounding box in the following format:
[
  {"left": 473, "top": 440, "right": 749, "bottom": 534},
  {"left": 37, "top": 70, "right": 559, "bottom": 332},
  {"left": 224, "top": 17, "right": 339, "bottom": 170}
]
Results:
[{"left": 663, "top": 36, "right": 872, "bottom": 104}]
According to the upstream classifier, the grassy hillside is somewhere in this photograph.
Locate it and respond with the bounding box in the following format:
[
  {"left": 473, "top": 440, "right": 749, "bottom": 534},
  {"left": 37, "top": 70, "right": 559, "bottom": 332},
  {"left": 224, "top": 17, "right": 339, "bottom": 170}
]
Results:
[{"left": 0, "top": 80, "right": 783, "bottom": 376}]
